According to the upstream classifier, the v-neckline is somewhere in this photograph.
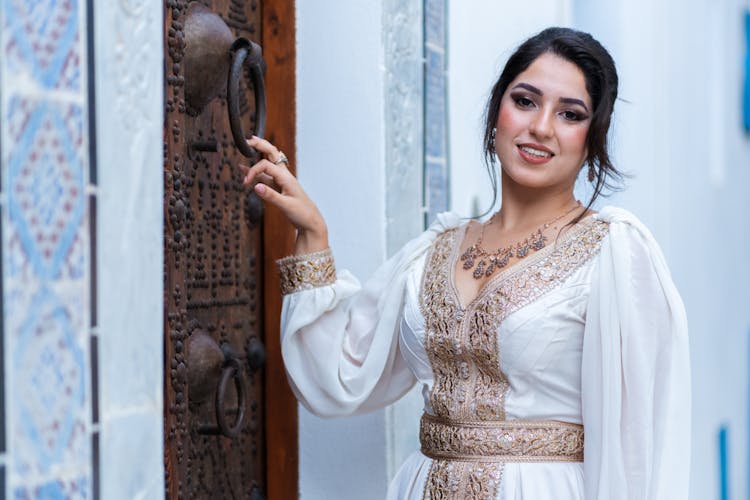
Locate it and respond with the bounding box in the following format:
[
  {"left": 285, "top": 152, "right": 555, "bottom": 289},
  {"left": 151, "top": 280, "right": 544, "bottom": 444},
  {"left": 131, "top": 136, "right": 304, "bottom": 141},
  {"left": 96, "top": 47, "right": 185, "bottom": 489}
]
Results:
[{"left": 447, "top": 216, "right": 597, "bottom": 311}]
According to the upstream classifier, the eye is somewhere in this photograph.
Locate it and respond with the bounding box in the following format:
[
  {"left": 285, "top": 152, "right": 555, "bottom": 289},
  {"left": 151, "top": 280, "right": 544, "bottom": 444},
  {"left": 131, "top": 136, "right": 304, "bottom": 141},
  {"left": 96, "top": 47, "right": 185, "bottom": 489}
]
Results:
[
  {"left": 561, "top": 110, "right": 587, "bottom": 122},
  {"left": 513, "top": 96, "right": 535, "bottom": 108}
]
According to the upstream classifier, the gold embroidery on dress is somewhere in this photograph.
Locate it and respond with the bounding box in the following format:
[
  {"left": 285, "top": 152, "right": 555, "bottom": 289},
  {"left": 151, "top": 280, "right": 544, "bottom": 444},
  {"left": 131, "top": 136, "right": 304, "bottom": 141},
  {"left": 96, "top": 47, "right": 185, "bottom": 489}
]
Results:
[
  {"left": 277, "top": 248, "right": 336, "bottom": 295},
  {"left": 420, "top": 413, "right": 584, "bottom": 463},
  {"left": 425, "top": 460, "right": 503, "bottom": 500},
  {"left": 419, "top": 218, "right": 609, "bottom": 500}
]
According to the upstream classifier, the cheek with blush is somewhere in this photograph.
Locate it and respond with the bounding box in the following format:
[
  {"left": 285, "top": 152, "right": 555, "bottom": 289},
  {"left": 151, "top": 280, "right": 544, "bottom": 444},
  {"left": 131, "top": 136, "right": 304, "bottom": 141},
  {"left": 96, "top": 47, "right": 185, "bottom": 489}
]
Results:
[
  {"left": 494, "top": 102, "right": 523, "bottom": 163},
  {"left": 495, "top": 103, "right": 519, "bottom": 137},
  {"left": 573, "top": 127, "right": 589, "bottom": 150},
  {"left": 561, "top": 125, "right": 589, "bottom": 160}
]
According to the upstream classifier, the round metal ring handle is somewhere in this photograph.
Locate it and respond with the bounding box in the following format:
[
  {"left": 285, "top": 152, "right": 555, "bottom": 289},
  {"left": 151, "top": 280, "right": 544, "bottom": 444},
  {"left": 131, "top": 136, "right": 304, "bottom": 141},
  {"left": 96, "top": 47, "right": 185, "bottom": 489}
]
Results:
[
  {"left": 215, "top": 357, "right": 246, "bottom": 439},
  {"left": 228, "top": 38, "right": 266, "bottom": 158}
]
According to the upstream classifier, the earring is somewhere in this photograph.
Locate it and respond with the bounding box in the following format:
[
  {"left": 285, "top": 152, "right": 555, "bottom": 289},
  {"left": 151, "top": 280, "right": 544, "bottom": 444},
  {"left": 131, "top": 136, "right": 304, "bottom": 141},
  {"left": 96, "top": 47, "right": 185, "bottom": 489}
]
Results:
[
  {"left": 491, "top": 127, "right": 497, "bottom": 149},
  {"left": 587, "top": 163, "right": 596, "bottom": 182}
]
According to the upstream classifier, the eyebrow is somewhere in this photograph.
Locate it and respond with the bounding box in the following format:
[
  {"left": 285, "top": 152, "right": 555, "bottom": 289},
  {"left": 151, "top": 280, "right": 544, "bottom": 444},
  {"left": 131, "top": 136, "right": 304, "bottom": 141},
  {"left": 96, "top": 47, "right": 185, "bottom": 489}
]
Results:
[{"left": 511, "top": 83, "right": 590, "bottom": 112}]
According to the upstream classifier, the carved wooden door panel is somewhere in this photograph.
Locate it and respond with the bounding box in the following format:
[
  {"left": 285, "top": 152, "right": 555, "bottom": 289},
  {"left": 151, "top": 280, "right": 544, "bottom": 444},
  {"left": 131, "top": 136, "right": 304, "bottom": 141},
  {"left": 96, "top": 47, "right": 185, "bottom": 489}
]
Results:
[{"left": 163, "top": 1, "right": 268, "bottom": 498}]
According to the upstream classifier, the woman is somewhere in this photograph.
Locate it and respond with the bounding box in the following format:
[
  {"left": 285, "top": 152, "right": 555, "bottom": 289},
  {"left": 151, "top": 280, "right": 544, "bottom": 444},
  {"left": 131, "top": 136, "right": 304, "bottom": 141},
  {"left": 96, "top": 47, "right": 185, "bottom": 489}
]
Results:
[{"left": 241, "top": 27, "right": 690, "bottom": 500}]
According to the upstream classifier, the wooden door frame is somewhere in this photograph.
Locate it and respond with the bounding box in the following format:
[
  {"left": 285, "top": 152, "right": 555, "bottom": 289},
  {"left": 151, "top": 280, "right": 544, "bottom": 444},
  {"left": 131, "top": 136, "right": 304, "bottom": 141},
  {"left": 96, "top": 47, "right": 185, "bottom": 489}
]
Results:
[{"left": 262, "top": 1, "right": 299, "bottom": 498}]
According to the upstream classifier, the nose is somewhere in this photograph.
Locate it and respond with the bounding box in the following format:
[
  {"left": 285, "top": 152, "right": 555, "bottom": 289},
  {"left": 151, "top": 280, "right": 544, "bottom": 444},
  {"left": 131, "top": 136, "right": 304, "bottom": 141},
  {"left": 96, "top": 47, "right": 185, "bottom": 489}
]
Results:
[{"left": 529, "top": 110, "right": 554, "bottom": 140}]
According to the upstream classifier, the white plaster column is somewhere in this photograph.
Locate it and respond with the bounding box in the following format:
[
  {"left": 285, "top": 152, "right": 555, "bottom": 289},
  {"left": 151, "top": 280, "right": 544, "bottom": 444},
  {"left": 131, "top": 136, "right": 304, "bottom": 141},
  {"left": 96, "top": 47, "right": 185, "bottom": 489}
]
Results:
[{"left": 94, "top": 1, "right": 165, "bottom": 497}]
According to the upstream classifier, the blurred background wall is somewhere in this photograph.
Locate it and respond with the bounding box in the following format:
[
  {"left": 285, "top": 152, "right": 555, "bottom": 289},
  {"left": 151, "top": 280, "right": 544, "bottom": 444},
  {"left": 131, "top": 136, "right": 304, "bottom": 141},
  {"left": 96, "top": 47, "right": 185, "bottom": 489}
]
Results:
[{"left": 297, "top": 0, "right": 750, "bottom": 499}]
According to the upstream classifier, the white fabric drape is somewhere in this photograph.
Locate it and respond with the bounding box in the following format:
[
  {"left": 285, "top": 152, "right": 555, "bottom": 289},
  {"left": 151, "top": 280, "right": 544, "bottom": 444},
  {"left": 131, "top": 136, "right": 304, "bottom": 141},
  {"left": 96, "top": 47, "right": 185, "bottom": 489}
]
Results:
[{"left": 582, "top": 207, "right": 691, "bottom": 500}]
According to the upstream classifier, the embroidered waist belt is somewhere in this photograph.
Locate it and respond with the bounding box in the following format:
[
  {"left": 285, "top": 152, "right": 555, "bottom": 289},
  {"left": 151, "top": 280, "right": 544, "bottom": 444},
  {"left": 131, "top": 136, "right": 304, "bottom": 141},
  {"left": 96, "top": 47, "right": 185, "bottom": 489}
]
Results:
[{"left": 419, "top": 413, "right": 584, "bottom": 463}]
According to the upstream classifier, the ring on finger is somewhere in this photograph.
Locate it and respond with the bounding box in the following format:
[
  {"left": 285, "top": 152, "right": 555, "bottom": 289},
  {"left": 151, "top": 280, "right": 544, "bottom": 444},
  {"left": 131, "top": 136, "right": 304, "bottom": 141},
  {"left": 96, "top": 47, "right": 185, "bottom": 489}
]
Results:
[{"left": 273, "top": 151, "right": 289, "bottom": 165}]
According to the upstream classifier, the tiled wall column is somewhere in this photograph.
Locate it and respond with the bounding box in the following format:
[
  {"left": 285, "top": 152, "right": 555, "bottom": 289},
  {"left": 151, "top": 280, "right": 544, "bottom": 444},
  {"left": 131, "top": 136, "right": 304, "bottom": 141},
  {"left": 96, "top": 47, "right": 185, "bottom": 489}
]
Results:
[
  {"left": 383, "top": 0, "right": 451, "bottom": 482},
  {"left": 423, "top": 0, "right": 450, "bottom": 225},
  {"left": 1, "top": 0, "right": 96, "bottom": 496},
  {"left": 384, "top": 0, "right": 425, "bottom": 257},
  {"left": 383, "top": 0, "right": 425, "bottom": 481}
]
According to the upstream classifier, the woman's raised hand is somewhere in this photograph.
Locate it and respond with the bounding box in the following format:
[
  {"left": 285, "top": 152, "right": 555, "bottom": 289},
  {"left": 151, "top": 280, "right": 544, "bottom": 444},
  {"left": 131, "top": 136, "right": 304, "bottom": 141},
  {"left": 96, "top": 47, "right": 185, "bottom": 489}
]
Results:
[{"left": 239, "top": 136, "right": 329, "bottom": 255}]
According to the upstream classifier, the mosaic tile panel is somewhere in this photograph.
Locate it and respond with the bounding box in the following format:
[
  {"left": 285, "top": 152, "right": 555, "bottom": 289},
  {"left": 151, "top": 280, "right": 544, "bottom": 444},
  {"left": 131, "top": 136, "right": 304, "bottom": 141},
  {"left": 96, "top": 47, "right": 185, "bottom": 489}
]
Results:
[
  {"left": 13, "top": 475, "right": 89, "bottom": 500},
  {"left": 744, "top": 8, "right": 749, "bottom": 133},
  {"left": 0, "top": 210, "right": 4, "bottom": 496},
  {"left": 384, "top": 0, "right": 424, "bottom": 256},
  {"left": 383, "top": 0, "right": 426, "bottom": 478},
  {"left": 1, "top": 0, "right": 94, "bottom": 496},
  {"left": 425, "top": 157, "right": 449, "bottom": 221},
  {"left": 424, "top": 48, "right": 446, "bottom": 159},
  {"left": 423, "top": 0, "right": 449, "bottom": 225},
  {"left": 10, "top": 287, "right": 88, "bottom": 477},
  {"left": 2, "top": 0, "right": 82, "bottom": 91},
  {"left": 424, "top": 0, "right": 445, "bottom": 47},
  {"left": 5, "top": 98, "right": 86, "bottom": 281}
]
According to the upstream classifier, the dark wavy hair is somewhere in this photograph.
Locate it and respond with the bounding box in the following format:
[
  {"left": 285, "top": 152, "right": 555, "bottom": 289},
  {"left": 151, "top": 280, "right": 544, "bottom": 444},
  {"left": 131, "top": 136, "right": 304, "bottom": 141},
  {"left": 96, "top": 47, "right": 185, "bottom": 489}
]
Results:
[{"left": 482, "top": 27, "right": 623, "bottom": 220}]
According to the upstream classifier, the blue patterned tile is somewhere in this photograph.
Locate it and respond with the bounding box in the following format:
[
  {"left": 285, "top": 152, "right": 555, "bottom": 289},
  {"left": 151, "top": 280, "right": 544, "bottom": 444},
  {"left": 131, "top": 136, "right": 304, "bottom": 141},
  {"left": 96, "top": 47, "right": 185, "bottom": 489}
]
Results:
[
  {"left": 13, "top": 474, "right": 89, "bottom": 500},
  {"left": 5, "top": 97, "right": 86, "bottom": 281},
  {"left": 424, "top": 48, "right": 446, "bottom": 159},
  {"left": 1, "top": 0, "right": 93, "bottom": 494},
  {"left": 5, "top": 224, "right": 33, "bottom": 282},
  {"left": 11, "top": 287, "right": 88, "bottom": 477},
  {"left": 2, "top": 0, "right": 81, "bottom": 91},
  {"left": 425, "top": 158, "right": 449, "bottom": 222},
  {"left": 424, "top": 0, "right": 446, "bottom": 46},
  {"left": 423, "top": 0, "right": 449, "bottom": 223}
]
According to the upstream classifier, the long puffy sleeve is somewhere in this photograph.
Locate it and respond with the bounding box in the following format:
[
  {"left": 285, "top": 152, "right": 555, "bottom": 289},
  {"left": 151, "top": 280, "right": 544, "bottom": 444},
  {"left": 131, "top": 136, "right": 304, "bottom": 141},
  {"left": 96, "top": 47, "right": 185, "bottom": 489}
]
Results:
[
  {"left": 582, "top": 206, "right": 691, "bottom": 499},
  {"left": 279, "top": 213, "right": 462, "bottom": 418}
]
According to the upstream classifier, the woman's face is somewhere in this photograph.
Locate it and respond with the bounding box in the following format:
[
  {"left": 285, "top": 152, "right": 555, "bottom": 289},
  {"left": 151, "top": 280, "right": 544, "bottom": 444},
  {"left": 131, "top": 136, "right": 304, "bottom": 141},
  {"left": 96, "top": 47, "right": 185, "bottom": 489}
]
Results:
[{"left": 495, "top": 52, "right": 592, "bottom": 193}]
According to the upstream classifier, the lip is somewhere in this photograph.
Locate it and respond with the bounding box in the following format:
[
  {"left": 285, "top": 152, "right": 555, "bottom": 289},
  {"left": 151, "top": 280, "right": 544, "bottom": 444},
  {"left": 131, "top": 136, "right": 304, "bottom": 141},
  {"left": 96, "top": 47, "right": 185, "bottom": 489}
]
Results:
[{"left": 516, "top": 143, "right": 555, "bottom": 165}]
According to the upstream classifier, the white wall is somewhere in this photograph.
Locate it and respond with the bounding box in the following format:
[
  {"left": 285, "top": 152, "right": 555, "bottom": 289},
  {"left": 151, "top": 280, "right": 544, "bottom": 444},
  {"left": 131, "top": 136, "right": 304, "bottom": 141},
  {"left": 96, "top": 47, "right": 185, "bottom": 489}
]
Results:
[
  {"left": 448, "top": 0, "right": 572, "bottom": 217},
  {"left": 297, "top": 1, "right": 750, "bottom": 499},
  {"left": 296, "top": 1, "right": 389, "bottom": 498},
  {"left": 574, "top": 1, "right": 750, "bottom": 498}
]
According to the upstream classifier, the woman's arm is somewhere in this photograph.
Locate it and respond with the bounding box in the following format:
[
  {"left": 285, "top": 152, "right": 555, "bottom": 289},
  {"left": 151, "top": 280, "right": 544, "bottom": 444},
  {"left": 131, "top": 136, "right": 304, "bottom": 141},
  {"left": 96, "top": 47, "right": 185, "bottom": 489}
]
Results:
[{"left": 240, "top": 136, "right": 459, "bottom": 417}]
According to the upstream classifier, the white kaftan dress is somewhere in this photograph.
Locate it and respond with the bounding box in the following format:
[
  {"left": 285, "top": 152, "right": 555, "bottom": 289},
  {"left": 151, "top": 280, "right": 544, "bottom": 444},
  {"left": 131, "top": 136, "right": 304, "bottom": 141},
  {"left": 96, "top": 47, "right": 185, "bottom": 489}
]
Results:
[{"left": 278, "top": 206, "right": 691, "bottom": 500}]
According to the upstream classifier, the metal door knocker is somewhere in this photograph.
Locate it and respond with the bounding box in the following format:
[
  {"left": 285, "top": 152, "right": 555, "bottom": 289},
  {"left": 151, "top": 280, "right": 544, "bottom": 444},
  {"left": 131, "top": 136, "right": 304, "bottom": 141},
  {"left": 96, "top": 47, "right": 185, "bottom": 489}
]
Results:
[{"left": 183, "top": 1, "right": 267, "bottom": 157}]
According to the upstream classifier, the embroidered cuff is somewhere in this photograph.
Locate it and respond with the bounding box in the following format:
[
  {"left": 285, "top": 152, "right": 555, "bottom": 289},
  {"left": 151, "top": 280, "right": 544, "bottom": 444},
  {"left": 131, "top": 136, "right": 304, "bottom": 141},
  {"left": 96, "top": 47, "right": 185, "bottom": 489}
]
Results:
[{"left": 277, "top": 248, "right": 336, "bottom": 295}]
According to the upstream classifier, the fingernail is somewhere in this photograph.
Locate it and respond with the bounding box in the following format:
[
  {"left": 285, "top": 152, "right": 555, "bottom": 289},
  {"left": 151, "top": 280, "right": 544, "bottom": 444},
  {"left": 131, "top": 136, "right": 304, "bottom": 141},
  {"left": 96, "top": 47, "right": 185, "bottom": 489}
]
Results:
[{"left": 254, "top": 184, "right": 266, "bottom": 195}]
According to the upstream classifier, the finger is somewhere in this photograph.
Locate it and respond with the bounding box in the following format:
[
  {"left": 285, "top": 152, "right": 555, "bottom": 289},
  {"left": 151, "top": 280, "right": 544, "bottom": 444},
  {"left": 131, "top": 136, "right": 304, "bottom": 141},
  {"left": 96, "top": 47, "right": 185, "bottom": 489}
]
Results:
[
  {"left": 249, "top": 172, "right": 281, "bottom": 193},
  {"left": 238, "top": 163, "right": 250, "bottom": 174},
  {"left": 255, "top": 172, "right": 279, "bottom": 191},
  {"left": 246, "top": 136, "right": 280, "bottom": 159},
  {"left": 243, "top": 159, "right": 294, "bottom": 188},
  {"left": 254, "top": 182, "right": 289, "bottom": 209},
  {"left": 242, "top": 159, "right": 275, "bottom": 186}
]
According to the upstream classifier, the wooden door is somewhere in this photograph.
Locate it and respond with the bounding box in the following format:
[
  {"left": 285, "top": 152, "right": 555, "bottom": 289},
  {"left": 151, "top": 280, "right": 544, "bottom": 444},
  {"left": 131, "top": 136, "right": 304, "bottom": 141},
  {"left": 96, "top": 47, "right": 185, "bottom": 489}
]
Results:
[{"left": 163, "top": 1, "right": 298, "bottom": 498}]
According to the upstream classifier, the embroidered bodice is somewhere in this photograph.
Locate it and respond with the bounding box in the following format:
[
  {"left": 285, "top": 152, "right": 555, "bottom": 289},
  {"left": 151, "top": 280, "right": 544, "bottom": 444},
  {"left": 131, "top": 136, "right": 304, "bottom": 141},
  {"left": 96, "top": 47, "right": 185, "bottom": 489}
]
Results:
[{"left": 413, "top": 218, "right": 609, "bottom": 498}]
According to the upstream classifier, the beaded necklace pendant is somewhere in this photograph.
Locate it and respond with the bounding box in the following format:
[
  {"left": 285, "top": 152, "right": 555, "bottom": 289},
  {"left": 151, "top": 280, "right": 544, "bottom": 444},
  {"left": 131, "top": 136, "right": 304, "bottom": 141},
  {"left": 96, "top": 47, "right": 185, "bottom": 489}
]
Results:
[
  {"left": 460, "top": 202, "right": 580, "bottom": 280},
  {"left": 460, "top": 230, "right": 547, "bottom": 279}
]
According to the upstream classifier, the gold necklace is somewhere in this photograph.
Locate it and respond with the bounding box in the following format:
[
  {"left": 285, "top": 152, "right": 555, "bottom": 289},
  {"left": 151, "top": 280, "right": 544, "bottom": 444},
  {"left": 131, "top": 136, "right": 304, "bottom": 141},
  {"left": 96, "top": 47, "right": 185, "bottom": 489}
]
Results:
[{"left": 460, "top": 201, "right": 581, "bottom": 279}]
